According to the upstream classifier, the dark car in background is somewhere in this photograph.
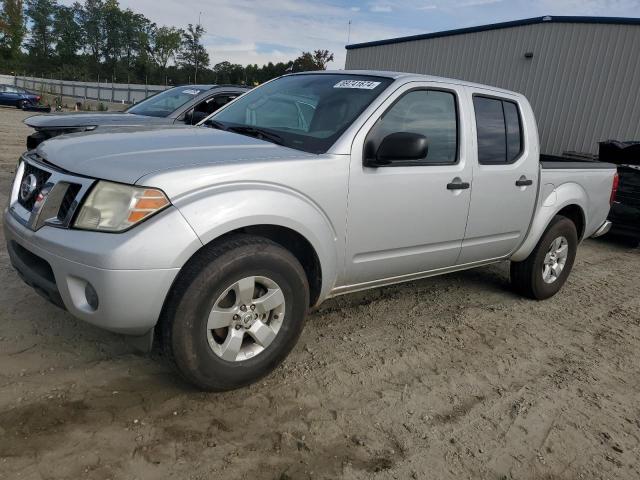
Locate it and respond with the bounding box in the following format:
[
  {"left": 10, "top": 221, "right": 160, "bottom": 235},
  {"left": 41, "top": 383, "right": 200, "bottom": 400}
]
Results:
[
  {"left": 0, "top": 84, "right": 41, "bottom": 109},
  {"left": 23, "top": 84, "right": 250, "bottom": 149},
  {"left": 600, "top": 141, "right": 640, "bottom": 246}
]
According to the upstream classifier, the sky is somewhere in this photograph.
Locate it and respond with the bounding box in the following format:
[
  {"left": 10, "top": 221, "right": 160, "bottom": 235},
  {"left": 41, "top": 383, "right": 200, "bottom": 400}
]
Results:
[{"left": 61, "top": 0, "right": 640, "bottom": 68}]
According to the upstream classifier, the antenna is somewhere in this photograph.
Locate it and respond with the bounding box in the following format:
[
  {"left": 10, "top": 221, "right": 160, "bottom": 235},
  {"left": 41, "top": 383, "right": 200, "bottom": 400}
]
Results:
[
  {"left": 195, "top": 11, "right": 203, "bottom": 83},
  {"left": 347, "top": 20, "right": 352, "bottom": 44}
]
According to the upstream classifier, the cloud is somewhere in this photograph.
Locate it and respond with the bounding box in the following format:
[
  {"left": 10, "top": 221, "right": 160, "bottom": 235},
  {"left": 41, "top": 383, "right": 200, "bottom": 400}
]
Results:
[
  {"left": 538, "top": 0, "right": 640, "bottom": 14},
  {"left": 370, "top": 4, "right": 393, "bottom": 12},
  {"left": 417, "top": 4, "right": 438, "bottom": 9},
  {"left": 457, "top": 0, "right": 503, "bottom": 6}
]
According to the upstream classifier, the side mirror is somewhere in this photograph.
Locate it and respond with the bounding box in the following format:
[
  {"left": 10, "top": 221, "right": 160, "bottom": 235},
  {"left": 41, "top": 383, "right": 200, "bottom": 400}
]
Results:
[{"left": 366, "top": 132, "right": 428, "bottom": 167}]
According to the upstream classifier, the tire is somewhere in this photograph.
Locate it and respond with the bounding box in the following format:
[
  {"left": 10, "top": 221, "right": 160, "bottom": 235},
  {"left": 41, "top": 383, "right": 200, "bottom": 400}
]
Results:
[
  {"left": 160, "top": 234, "right": 309, "bottom": 391},
  {"left": 510, "top": 215, "right": 578, "bottom": 300},
  {"left": 16, "top": 100, "right": 26, "bottom": 109}
]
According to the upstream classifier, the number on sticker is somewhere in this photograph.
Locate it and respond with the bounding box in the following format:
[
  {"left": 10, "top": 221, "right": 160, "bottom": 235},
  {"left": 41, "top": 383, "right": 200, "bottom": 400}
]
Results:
[{"left": 333, "top": 80, "right": 381, "bottom": 90}]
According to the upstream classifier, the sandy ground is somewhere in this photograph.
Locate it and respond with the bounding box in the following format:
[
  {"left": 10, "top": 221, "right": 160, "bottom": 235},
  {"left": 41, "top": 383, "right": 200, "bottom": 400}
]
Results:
[{"left": 0, "top": 107, "right": 639, "bottom": 480}]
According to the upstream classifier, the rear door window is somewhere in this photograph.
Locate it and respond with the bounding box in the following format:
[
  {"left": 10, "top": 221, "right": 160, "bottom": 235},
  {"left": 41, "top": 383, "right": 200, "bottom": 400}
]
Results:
[{"left": 473, "top": 96, "right": 522, "bottom": 164}]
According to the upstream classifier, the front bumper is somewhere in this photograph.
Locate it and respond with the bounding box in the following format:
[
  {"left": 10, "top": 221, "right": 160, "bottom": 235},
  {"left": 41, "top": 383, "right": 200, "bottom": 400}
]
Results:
[{"left": 3, "top": 206, "right": 201, "bottom": 335}]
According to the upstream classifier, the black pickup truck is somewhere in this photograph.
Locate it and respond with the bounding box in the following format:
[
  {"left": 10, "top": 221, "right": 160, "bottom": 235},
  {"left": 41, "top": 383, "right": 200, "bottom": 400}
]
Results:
[{"left": 600, "top": 141, "right": 640, "bottom": 246}]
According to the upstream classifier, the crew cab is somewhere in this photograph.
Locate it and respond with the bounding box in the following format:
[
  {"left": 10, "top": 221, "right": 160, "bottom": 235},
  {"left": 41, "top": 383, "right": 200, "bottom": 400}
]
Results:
[
  {"left": 4, "top": 71, "right": 617, "bottom": 391},
  {"left": 22, "top": 84, "right": 250, "bottom": 149}
]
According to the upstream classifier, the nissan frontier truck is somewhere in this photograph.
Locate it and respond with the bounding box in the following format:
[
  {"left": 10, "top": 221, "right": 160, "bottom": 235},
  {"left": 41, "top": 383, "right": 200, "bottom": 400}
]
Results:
[{"left": 5, "top": 71, "right": 617, "bottom": 390}]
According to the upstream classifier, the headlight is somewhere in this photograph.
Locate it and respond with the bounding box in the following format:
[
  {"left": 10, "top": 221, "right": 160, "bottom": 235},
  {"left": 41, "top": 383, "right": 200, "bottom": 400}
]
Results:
[{"left": 74, "top": 181, "right": 170, "bottom": 232}]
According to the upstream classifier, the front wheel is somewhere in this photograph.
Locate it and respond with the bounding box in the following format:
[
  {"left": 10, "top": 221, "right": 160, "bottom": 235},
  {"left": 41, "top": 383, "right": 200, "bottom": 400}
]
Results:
[
  {"left": 510, "top": 215, "right": 578, "bottom": 300},
  {"left": 160, "top": 234, "right": 309, "bottom": 391}
]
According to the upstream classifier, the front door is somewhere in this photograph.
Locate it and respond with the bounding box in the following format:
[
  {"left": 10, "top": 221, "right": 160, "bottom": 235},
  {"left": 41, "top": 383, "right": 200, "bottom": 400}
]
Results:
[
  {"left": 0, "top": 86, "right": 16, "bottom": 106},
  {"left": 457, "top": 91, "right": 539, "bottom": 264},
  {"left": 344, "top": 83, "right": 473, "bottom": 287}
]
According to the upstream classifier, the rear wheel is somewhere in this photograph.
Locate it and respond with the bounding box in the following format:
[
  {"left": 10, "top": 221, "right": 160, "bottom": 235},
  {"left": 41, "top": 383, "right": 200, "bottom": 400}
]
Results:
[
  {"left": 160, "top": 234, "right": 309, "bottom": 391},
  {"left": 510, "top": 215, "right": 578, "bottom": 300},
  {"left": 16, "top": 100, "right": 26, "bottom": 109}
]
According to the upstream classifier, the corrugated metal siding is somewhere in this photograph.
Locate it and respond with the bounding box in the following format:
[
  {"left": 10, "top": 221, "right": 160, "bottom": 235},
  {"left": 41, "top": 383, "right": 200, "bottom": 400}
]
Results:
[{"left": 346, "top": 22, "right": 640, "bottom": 155}]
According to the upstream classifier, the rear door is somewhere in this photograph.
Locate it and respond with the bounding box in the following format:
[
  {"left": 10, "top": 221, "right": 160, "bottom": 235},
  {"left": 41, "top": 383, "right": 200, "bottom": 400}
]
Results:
[
  {"left": 458, "top": 89, "right": 539, "bottom": 264},
  {"left": 344, "top": 82, "right": 473, "bottom": 286}
]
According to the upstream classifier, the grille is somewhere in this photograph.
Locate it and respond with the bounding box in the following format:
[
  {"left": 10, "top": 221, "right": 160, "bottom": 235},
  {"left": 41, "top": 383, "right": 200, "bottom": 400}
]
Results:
[
  {"left": 57, "top": 184, "right": 82, "bottom": 222},
  {"left": 17, "top": 163, "right": 52, "bottom": 211}
]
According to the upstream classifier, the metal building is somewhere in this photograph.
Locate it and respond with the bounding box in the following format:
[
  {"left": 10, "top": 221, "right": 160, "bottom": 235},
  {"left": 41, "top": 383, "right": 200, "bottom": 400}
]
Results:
[{"left": 345, "top": 16, "right": 640, "bottom": 155}]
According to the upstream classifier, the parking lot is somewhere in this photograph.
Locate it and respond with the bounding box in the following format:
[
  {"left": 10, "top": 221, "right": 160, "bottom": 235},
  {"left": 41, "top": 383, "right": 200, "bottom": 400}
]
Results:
[{"left": 0, "top": 107, "right": 639, "bottom": 479}]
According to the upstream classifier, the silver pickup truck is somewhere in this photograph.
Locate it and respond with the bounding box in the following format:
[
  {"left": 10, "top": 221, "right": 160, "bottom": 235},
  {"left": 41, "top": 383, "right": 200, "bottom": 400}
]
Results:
[{"left": 4, "top": 71, "right": 617, "bottom": 391}]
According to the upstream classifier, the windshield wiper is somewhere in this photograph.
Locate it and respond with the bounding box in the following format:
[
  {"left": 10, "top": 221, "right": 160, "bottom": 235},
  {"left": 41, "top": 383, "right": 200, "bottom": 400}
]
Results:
[{"left": 226, "top": 126, "right": 284, "bottom": 146}]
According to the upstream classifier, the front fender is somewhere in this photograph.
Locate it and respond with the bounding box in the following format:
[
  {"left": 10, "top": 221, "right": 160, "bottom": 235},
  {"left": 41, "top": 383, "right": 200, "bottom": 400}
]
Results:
[
  {"left": 173, "top": 183, "right": 339, "bottom": 301},
  {"left": 511, "top": 181, "right": 588, "bottom": 262}
]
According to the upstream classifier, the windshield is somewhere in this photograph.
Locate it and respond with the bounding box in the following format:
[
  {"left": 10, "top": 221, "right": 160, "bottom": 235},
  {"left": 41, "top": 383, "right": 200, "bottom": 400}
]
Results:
[
  {"left": 127, "top": 86, "right": 206, "bottom": 117},
  {"left": 208, "top": 74, "right": 393, "bottom": 153}
]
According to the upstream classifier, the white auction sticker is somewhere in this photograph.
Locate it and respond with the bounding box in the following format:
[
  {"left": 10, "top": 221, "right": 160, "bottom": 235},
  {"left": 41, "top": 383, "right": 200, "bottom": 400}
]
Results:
[
  {"left": 333, "top": 80, "right": 381, "bottom": 90},
  {"left": 182, "top": 89, "right": 201, "bottom": 95}
]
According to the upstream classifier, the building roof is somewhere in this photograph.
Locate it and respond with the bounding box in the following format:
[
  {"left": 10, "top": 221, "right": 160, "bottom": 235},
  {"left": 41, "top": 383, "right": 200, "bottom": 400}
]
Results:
[{"left": 346, "top": 15, "right": 640, "bottom": 50}]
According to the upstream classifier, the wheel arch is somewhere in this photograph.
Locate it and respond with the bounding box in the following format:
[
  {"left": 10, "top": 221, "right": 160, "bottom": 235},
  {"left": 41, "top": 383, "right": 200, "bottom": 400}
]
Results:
[
  {"left": 170, "top": 219, "right": 331, "bottom": 312},
  {"left": 556, "top": 204, "right": 586, "bottom": 241},
  {"left": 511, "top": 182, "right": 588, "bottom": 262},
  {"left": 224, "top": 224, "right": 323, "bottom": 307},
  {"left": 171, "top": 185, "right": 341, "bottom": 306}
]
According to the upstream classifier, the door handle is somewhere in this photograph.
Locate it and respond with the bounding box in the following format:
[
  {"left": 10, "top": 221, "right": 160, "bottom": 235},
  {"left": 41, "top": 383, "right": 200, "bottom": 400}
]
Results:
[
  {"left": 446, "top": 179, "right": 470, "bottom": 190},
  {"left": 515, "top": 177, "right": 533, "bottom": 187}
]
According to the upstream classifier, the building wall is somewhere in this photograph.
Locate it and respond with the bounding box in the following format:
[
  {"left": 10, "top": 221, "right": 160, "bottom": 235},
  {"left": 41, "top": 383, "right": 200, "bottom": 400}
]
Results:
[{"left": 345, "top": 22, "right": 640, "bottom": 155}]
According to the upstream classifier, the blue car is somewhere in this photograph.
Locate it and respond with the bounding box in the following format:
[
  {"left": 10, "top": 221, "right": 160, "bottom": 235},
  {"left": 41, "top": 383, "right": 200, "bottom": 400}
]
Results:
[{"left": 0, "top": 84, "right": 41, "bottom": 109}]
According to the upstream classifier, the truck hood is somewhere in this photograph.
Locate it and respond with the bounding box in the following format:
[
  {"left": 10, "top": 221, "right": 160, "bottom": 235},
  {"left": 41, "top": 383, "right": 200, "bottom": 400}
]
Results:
[
  {"left": 24, "top": 112, "right": 171, "bottom": 129},
  {"left": 36, "top": 126, "right": 311, "bottom": 184}
]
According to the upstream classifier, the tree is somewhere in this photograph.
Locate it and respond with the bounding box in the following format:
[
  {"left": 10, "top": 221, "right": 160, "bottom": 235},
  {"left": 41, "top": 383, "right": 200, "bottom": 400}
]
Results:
[
  {"left": 120, "top": 9, "right": 151, "bottom": 71},
  {"left": 25, "top": 0, "right": 57, "bottom": 60},
  {"left": 293, "top": 49, "right": 334, "bottom": 72},
  {"left": 213, "top": 60, "right": 244, "bottom": 84},
  {"left": 311, "top": 49, "right": 334, "bottom": 70},
  {"left": 53, "top": 4, "right": 82, "bottom": 64},
  {"left": 101, "top": 0, "right": 123, "bottom": 75},
  {"left": 0, "top": 0, "right": 26, "bottom": 66},
  {"left": 75, "top": 0, "right": 105, "bottom": 69},
  {"left": 148, "top": 26, "right": 182, "bottom": 81},
  {"left": 176, "top": 23, "right": 209, "bottom": 83}
]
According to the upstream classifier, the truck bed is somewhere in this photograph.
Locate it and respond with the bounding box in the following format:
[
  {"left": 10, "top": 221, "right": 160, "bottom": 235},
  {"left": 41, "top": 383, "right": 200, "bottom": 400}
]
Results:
[
  {"left": 537, "top": 154, "right": 616, "bottom": 241},
  {"left": 540, "top": 154, "right": 616, "bottom": 170}
]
